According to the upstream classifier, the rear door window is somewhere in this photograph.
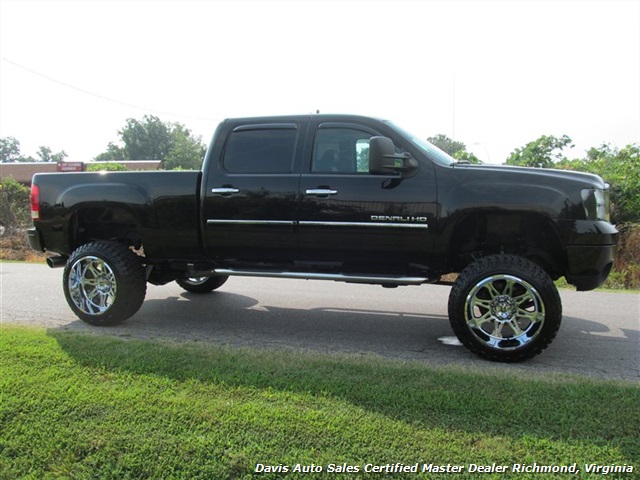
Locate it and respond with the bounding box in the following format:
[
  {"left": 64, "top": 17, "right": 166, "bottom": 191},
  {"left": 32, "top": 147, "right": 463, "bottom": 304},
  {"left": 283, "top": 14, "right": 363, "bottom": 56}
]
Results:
[{"left": 222, "top": 126, "right": 297, "bottom": 174}]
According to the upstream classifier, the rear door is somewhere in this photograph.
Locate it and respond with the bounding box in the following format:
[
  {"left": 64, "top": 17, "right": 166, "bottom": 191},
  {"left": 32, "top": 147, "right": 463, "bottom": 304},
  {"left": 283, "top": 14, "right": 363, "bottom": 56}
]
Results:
[
  {"left": 202, "top": 120, "right": 304, "bottom": 263},
  {"left": 297, "top": 120, "right": 437, "bottom": 268}
]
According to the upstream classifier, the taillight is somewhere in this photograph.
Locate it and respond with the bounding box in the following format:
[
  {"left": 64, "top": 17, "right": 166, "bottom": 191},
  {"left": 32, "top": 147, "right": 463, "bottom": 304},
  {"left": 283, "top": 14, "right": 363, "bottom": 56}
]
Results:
[{"left": 30, "top": 184, "right": 40, "bottom": 220}]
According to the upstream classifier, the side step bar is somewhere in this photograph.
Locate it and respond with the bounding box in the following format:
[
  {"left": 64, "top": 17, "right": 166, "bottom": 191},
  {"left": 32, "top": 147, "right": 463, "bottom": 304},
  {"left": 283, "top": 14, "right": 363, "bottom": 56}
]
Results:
[{"left": 212, "top": 268, "right": 431, "bottom": 286}]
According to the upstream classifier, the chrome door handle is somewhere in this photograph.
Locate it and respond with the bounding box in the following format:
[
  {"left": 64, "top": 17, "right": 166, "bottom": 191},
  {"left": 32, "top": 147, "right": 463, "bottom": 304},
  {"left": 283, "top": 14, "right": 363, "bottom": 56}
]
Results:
[
  {"left": 305, "top": 189, "right": 338, "bottom": 196},
  {"left": 211, "top": 187, "right": 240, "bottom": 195}
]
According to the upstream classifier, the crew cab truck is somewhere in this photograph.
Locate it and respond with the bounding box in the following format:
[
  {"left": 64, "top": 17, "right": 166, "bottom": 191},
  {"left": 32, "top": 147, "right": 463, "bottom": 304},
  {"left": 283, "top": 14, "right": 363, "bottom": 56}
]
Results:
[{"left": 28, "top": 114, "right": 618, "bottom": 361}]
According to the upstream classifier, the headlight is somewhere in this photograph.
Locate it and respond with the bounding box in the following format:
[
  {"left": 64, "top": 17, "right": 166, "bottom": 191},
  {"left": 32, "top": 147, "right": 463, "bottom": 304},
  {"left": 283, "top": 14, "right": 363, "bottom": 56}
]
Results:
[{"left": 581, "top": 187, "right": 610, "bottom": 222}]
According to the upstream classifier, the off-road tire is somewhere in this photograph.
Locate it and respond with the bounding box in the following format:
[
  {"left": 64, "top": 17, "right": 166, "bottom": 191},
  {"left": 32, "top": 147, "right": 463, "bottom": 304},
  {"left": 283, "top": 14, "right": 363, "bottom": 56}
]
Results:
[
  {"left": 63, "top": 241, "right": 147, "bottom": 326},
  {"left": 448, "top": 254, "right": 562, "bottom": 362},
  {"left": 176, "top": 276, "right": 229, "bottom": 293}
]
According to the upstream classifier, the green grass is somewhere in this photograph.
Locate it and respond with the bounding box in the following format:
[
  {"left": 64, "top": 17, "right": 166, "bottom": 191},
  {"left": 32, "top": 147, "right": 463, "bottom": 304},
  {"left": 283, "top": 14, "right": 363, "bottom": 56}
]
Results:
[{"left": 1, "top": 325, "right": 638, "bottom": 479}]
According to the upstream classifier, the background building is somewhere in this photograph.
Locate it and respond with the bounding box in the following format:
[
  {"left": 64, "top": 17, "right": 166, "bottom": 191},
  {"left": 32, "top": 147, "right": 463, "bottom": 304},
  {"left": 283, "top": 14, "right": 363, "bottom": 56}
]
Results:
[{"left": 0, "top": 161, "right": 162, "bottom": 185}]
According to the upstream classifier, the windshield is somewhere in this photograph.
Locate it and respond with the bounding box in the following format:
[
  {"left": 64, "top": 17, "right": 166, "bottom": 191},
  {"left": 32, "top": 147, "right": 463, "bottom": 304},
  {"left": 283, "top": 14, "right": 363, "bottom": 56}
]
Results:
[{"left": 385, "top": 121, "right": 455, "bottom": 167}]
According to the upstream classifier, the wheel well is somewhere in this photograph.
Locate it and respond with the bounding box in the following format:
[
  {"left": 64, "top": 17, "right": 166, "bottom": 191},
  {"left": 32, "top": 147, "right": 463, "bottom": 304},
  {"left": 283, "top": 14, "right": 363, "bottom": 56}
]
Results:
[
  {"left": 71, "top": 206, "right": 142, "bottom": 249},
  {"left": 448, "top": 212, "right": 565, "bottom": 279}
]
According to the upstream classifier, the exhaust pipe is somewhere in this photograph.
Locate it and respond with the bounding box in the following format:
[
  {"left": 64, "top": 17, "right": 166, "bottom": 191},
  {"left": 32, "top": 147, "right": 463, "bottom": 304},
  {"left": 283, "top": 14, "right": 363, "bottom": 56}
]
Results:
[{"left": 46, "top": 256, "right": 68, "bottom": 269}]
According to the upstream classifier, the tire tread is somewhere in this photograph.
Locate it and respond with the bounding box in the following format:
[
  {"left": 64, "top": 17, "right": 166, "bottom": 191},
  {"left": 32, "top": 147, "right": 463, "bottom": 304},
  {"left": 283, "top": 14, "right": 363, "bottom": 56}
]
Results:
[
  {"left": 448, "top": 254, "right": 562, "bottom": 362},
  {"left": 63, "top": 241, "right": 146, "bottom": 326}
]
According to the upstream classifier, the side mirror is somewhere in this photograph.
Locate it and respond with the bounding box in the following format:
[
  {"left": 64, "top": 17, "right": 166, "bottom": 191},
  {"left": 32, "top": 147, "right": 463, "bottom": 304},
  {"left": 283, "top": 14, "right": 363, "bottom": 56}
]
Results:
[{"left": 368, "top": 136, "right": 418, "bottom": 176}]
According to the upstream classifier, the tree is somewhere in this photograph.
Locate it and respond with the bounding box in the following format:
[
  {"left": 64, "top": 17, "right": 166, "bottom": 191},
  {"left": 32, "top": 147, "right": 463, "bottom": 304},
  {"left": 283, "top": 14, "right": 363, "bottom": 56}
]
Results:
[
  {"left": 506, "top": 134, "right": 573, "bottom": 168},
  {"left": 0, "top": 137, "right": 22, "bottom": 163},
  {"left": 427, "top": 134, "right": 481, "bottom": 164},
  {"left": 95, "top": 115, "right": 206, "bottom": 169},
  {"left": 163, "top": 125, "right": 206, "bottom": 170},
  {"left": 427, "top": 134, "right": 466, "bottom": 156},
  {"left": 120, "top": 115, "right": 173, "bottom": 160},
  {"left": 94, "top": 142, "right": 126, "bottom": 162},
  {"left": 356, "top": 146, "right": 369, "bottom": 173},
  {"left": 453, "top": 150, "right": 481, "bottom": 164},
  {"left": 36, "top": 146, "right": 68, "bottom": 163},
  {"left": 1, "top": 136, "right": 67, "bottom": 163}
]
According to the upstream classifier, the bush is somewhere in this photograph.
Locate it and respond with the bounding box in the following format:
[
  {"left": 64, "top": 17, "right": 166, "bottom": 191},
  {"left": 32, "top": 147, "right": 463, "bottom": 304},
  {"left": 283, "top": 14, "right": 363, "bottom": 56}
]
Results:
[
  {"left": 558, "top": 144, "right": 640, "bottom": 225},
  {"left": 611, "top": 224, "right": 640, "bottom": 290},
  {"left": 86, "top": 162, "right": 128, "bottom": 172},
  {"left": 0, "top": 232, "right": 46, "bottom": 262},
  {"left": 0, "top": 176, "right": 30, "bottom": 234}
]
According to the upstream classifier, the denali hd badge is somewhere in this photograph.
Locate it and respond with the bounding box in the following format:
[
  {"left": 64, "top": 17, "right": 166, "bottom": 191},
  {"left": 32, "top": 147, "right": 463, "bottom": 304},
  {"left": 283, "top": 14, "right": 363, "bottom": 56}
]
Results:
[{"left": 371, "top": 215, "right": 428, "bottom": 223}]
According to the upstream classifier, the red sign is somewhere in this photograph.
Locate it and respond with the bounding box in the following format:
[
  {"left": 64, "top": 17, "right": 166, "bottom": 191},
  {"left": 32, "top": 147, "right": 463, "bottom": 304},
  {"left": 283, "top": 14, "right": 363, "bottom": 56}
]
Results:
[{"left": 57, "top": 162, "right": 85, "bottom": 172}]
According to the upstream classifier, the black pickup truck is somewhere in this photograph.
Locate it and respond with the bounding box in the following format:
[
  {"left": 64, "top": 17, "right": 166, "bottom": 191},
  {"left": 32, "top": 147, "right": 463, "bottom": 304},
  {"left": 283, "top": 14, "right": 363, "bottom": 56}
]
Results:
[{"left": 28, "top": 114, "right": 618, "bottom": 361}]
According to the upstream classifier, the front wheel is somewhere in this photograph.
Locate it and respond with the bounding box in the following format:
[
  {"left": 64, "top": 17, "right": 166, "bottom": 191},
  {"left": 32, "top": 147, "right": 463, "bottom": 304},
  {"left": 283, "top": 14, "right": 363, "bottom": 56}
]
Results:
[
  {"left": 448, "top": 255, "right": 562, "bottom": 362},
  {"left": 63, "top": 241, "right": 147, "bottom": 326},
  {"left": 176, "top": 275, "right": 228, "bottom": 294}
]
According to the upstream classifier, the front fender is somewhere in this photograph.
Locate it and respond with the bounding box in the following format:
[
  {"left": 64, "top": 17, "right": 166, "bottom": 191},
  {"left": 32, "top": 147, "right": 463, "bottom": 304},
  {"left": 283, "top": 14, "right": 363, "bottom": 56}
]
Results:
[{"left": 440, "top": 181, "right": 578, "bottom": 220}]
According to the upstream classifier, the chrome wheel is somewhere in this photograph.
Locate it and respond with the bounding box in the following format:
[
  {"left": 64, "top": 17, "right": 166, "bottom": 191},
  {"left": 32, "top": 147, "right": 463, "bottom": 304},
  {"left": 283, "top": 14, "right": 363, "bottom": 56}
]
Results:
[
  {"left": 64, "top": 241, "right": 146, "bottom": 326},
  {"left": 68, "top": 255, "right": 117, "bottom": 315},
  {"left": 465, "top": 274, "right": 545, "bottom": 350},
  {"left": 449, "top": 255, "right": 561, "bottom": 361},
  {"left": 176, "top": 275, "right": 228, "bottom": 293},
  {"left": 183, "top": 277, "right": 209, "bottom": 286}
]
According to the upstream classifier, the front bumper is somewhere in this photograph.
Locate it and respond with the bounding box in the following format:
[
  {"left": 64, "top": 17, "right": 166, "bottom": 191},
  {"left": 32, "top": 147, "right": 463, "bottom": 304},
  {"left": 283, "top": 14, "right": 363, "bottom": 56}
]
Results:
[
  {"left": 563, "top": 220, "right": 618, "bottom": 291},
  {"left": 565, "top": 244, "right": 616, "bottom": 291}
]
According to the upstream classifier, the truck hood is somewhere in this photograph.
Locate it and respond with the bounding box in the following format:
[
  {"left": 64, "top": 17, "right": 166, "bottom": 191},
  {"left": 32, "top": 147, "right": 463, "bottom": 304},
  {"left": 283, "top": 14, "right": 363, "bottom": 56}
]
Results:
[{"left": 458, "top": 163, "right": 607, "bottom": 189}]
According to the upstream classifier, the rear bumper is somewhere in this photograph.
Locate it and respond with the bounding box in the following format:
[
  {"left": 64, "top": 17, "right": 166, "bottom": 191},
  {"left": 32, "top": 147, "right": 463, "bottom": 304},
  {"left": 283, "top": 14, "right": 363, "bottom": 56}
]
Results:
[{"left": 27, "top": 228, "right": 44, "bottom": 252}]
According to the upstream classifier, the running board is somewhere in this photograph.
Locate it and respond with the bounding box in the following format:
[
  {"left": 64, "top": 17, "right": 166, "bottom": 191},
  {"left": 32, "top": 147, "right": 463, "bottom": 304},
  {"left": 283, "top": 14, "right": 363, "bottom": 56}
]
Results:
[{"left": 212, "top": 269, "right": 430, "bottom": 286}]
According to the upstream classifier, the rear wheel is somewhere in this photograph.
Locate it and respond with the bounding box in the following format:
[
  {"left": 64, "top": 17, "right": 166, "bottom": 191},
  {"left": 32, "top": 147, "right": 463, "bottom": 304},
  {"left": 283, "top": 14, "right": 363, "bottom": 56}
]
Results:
[
  {"left": 448, "top": 254, "right": 562, "bottom": 362},
  {"left": 176, "top": 275, "right": 228, "bottom": 293},
  {"left": 63, "top": 241, "right": 146, "bottom": 326}
]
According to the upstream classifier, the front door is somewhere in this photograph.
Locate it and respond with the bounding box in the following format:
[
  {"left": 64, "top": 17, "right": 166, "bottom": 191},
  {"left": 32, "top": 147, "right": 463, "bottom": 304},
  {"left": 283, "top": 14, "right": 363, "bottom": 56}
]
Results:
[{"left": 297, "top": 121, "right": 437, "bottom": 270}]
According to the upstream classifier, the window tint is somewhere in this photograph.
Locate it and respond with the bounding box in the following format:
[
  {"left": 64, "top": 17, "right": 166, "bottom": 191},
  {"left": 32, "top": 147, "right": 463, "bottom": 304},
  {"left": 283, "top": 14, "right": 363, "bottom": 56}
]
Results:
[
  {"left": 312, "top": 128, "right": 373, "bottom": 174},
  {"left": 223, "top": 128, "right": 297, "bottom": 173}
]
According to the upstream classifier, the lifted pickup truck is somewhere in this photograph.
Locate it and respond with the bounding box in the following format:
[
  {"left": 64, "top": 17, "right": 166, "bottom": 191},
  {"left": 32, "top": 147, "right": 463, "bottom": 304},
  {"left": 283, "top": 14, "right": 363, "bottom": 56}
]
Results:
[{"left": 28, "top": 114, "right": 618, "bottom": 361}]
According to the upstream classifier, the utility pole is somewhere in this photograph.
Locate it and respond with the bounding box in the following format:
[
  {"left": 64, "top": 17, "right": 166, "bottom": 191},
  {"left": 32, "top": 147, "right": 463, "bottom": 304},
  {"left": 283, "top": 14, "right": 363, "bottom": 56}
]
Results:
[{"left": 452, "top": 73, "right": 456, "bottom": 141}]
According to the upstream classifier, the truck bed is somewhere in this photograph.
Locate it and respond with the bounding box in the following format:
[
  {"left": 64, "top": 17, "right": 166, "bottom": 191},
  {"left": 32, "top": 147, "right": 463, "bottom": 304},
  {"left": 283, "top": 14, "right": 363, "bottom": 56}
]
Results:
[{"left": 30, "top": 170, "right": 203, "bottom": 260}]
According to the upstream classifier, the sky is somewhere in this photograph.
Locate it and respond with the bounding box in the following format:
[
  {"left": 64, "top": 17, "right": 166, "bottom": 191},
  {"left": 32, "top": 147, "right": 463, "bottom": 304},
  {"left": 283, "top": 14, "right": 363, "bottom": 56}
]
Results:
[{"left": 1, "top": 0, "right": 639, "bottom": 164}]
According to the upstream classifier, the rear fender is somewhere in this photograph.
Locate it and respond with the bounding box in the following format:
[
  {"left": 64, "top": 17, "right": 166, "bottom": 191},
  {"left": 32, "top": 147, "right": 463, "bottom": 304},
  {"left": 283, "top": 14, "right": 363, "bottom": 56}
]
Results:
[
  {"left": 58, "top": 182, "right": 149, "bottom": 209},
  {"left": 57, "top": 183, "right": 155, "bottom": 252}
]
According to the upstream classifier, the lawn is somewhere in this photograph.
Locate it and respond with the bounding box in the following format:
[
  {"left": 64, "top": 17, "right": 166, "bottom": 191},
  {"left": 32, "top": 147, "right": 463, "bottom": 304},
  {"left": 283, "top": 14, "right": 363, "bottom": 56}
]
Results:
[{"left": 1, "top": 325, "right": 638, "bottom": 479}]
